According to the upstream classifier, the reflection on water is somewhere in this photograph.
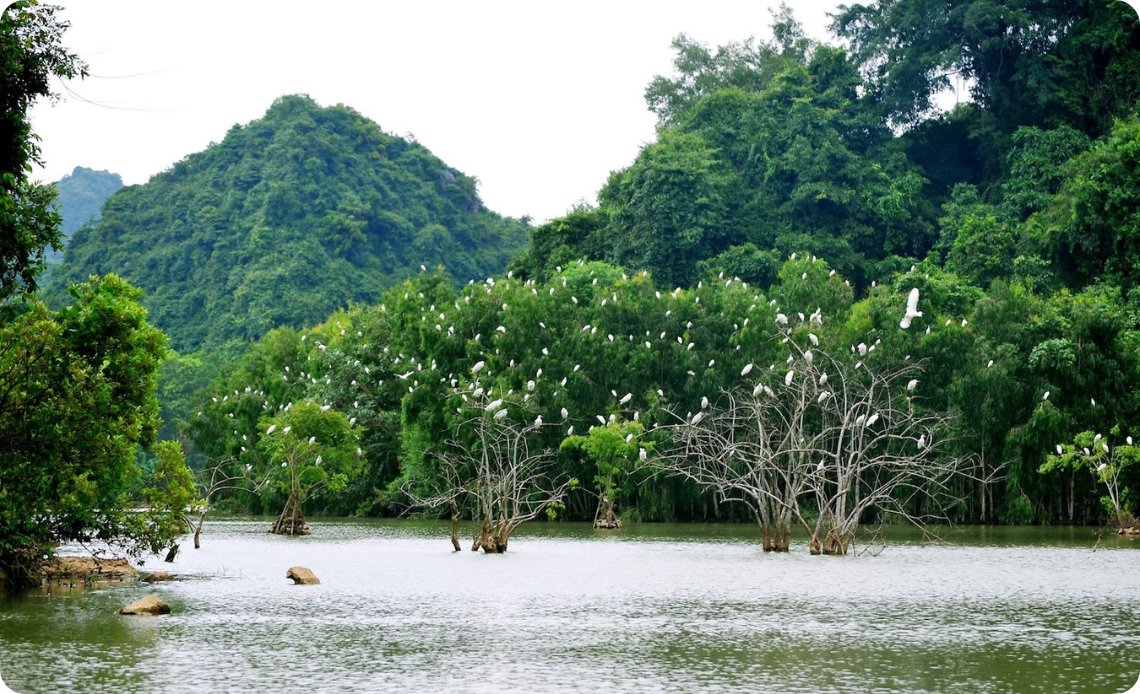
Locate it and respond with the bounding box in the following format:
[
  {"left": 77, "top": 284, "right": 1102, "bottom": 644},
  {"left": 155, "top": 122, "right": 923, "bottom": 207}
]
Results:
[{"left": 1, "top": 521, "right": 1137, "bottom": 694}]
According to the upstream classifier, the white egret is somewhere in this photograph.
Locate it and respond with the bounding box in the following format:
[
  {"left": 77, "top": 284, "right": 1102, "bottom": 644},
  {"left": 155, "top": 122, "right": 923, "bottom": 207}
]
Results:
[
  {"left": 266, "top": 424, "right": 277, "bottom": 435},
  {"left": 918, "top": 434, "right": 927, "bottom": 449},
  {"left": 785, "top": 371, "right": 794, "bottom": 386},
  {"left": 866, "top": 413, "right": 879, "bottom": 426},
  {"left": 494, "top": 409, "right": 509, "bottom": 420},
  {"left": 857, "top": 343, "right": 867, "bottom": 356},
  {"left": 620, "top": 393, "right": 633, "bottom": 405},
  {"left": 535, "top": 415, "right": 543, "bottom": 427},
  {"left": 308, "top": 436, "right": 316, "bottom": 445},
  {"left": 907, "top": 379, "right": 918, "bottom": 391},
  {"left": 472, "top": 361, "right": 485, "bottom": 374},
  {"left": 1129, "top": 436, "right": 1134, "bottom": 445},
  {"left": 809, "top": 333, "right": 819, "bottom": 346},
  {"left": 804, "top": 350, "right": 813, "bottom": 365},
  {"left": 701, "top": 396, "right": 709, "bottom": 409},
  {"left": 485, "top": 399, "right": 503, "bottom": 412},
  {"left": 753, "top": 383, "right": 764, "bottom": 397},
  {"left": 568, "top": 426, "right": 574, "bottom": 435},
  {"left": 987, "top": 360, "right": 994, "bottom": 368},
  {"left": 819, "top": 373, "right": 827, "bottom": 385},
  {"left": 597, "top": 415, "right": 606, "bottom": 425},
  {"left": 1092, "top": 398, "right": 1097, "bottom": 406},
  {"left": 741, "top": 363, "right": 754, "bottom": 376},
  {"left": 817, "top": 392, "right": 830, "bottom": 403},
  {"left": 775, "top": 313, "right": 788, "bottom": 326},
  {"left": 639, "top": 448, "right": 647, "bottom": 461},
  {"left": 900, "top": 288, "right": 922, "bottom": 329},
  {"left": 1043, "top": 391, "right": 1050, "bottom": 400},
  {"left": 1056, "top": 444, "right": 1064, "bottom": 455},
  {"left": 691, "top": 411, "right": 704, "bottom": 425}
]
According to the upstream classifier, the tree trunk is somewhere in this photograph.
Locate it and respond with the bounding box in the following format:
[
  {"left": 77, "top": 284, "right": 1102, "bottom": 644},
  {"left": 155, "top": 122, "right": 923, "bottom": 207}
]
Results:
[
  {"left": 594, "top": 497, "right": 622, "bottom": 529},
  {"left": 193, "top": 509, "right": 207, "bottom": 549},
  {"left": 269, "top": 494, "right": 311, "bottom": 536},
  {"left": 163, "top": 544, "right": 179, "bottom": 563},
  {"left": 450, "top": 501, "right": 461, "bottom": 552}
]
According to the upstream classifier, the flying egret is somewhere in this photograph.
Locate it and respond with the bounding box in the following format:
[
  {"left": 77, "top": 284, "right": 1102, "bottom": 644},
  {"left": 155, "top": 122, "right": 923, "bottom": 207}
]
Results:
[{"left": 900, "top": 288, "right": 922, "bottom": 328}]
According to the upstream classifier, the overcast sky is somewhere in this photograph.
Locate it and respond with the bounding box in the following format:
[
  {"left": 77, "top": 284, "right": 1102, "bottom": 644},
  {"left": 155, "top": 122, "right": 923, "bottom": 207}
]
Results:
[{"left": 29, "top": 2, "right": 850, "bottom": 223}]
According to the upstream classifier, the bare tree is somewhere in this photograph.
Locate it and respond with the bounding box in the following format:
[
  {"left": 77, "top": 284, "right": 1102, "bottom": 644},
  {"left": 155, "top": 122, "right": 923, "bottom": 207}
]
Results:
[
  {"left": 188, "top": 455, "right": 271, "bottom": 549},
  {"left": 405, "top": 381, "right": 574, "bottom": 553},
  {"left": 660, "top": 336, "right": 973, "bottom": 555}
]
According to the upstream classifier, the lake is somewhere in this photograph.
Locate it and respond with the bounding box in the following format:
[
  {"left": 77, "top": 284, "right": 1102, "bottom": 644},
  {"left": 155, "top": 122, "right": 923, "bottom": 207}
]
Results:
[{"left": 1, "top": 520, "right": 1137, "bottom": 694}]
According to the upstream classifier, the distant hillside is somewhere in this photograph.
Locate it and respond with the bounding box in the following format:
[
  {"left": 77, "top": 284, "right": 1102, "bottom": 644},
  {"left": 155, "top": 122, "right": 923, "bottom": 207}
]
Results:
[
  {"left": 49, "top": 166, "right": 122, "bottom": 262},
  {"left": 50, "top": 95, "right": 529, "bottom": 352}
]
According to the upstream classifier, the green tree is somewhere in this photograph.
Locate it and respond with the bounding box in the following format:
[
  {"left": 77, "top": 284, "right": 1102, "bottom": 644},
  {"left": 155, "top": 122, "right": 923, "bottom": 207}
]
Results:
[
  {"left": 561, "top": 419, "right": 646, "bottom": 528},
  {"left": 0, "top": 1, "right": 85, "bottom": 301},
  {"left": 0, "top": 275, "right": 190, "bottom": 586},
  {"left": 257, "top": 400, "right": 361, "bottom": 535}
]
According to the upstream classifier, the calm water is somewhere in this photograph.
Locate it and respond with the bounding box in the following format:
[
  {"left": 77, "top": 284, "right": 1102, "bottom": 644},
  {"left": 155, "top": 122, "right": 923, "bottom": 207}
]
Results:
[{"left": 1, "top": 520, "right": 1137, "bottom": 694}]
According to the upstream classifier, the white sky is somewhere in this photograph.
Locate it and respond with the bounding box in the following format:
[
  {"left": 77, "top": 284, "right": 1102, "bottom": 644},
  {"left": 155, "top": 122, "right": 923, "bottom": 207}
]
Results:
[{"left": 29, "top": 1, "right": 847, "bottom": 223}]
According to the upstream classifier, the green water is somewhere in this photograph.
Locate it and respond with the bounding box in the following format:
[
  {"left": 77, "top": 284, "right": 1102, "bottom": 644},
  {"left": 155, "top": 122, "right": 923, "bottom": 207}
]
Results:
[{"left": 1, "top": 521, "right": 1137, "bottom": 694}]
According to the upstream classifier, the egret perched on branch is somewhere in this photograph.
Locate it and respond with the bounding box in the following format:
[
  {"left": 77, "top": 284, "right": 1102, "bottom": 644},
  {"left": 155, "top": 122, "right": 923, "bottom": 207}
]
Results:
[
  {"left": 619, "top": 393, "right": 633, "bottom": 405},
  {"left": 266, "top": 424, "right": 277, "bottom": 435},
  {"left": 907, "top": 379, "right": 919, "bottom": 391},
  {"left": 741, "top": 363, "right": 753, "bottom": 376},
  {"left": 785, "top": 371, "right": 794, "bottom": 386},
  {"left": 494, "top": 408, "right": 509, "bottom": 420},
  {"left": 775, "top": 313, "right": 788, "bottom": 327},
  {"left": 900, "top": 288, "right": 922, "bottom": 329},
  {"left": 472, "top": 361, "right": 485, "bottom": 374},
  {"left": 701, "top": 396, "right": 709, "bottom": 409},
  {"left": 691, "top": 411, "right": 704, "bottom": 425},
  {"left": 639, "top": 448, "right": 647, "bottom": 461}
]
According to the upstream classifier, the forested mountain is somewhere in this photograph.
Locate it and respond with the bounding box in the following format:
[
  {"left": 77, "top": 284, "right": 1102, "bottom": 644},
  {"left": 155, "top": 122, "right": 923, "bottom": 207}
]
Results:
[
  {"left": 49, "top": 95, "right": 529, "bottom": 353},
  {"left": 50, "top": 165, "right": 121, "bottom": 261}
]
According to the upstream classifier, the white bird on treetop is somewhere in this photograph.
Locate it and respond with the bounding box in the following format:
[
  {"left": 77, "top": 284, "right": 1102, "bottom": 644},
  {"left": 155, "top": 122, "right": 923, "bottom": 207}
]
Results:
[
  {"left": 596, "top": 415, "right": 606, "bottom": 425},
  {"left": 900, "top": 288, "right": 922, "bottom": 329},
  {"left": 620, "top": 393, "right": 633, "bottom": 405},
  {"left": 1056, "top": 444, "right": 1063, "bottom": 455},
  {"left": 775, "top": 313, "right": 788, "bottom": 326}
]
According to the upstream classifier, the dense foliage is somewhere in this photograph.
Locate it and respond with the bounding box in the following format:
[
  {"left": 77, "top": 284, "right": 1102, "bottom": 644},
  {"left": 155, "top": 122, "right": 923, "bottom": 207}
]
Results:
[
  {"left": 0, "top": 276, "right": 195, "bottom": 586},
  {"left": 49, "top": 95, "right": 530, "bottom": 354}
]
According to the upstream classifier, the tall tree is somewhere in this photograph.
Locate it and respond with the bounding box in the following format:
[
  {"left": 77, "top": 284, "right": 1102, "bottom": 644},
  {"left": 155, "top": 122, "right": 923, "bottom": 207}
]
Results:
[{"left": 0, "top": 1, "right": 85, "bottom": 301}]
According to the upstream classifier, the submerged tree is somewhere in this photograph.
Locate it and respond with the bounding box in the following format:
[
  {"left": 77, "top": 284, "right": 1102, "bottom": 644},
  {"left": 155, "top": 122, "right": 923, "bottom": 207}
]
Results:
[
  {"left": 405, "top": 369, "right": 575, "bottom": 553},
  {"left": 562, "top": 419, "right": 646, "bottom": 529},
  {"left": 258, "top": 401, "right": 361, "bottom": 535},
  {"left": 1043, "top": 429, "right": 1138, "bottom": 530},
  {"left": 662, "top": 329, "right": 970, "bottom": 555}
]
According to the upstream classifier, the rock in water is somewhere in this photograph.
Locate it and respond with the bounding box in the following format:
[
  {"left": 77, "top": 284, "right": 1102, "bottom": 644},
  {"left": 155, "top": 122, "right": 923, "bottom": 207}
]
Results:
[
  {"left": 117, "top": 594, "right": 171, "bottom": 616},
  {"left": 142, "top": 572, "right": 175, "bottom": 583},
  {"left": 286, "top": 566, "right": 320, "bottom": 585}
]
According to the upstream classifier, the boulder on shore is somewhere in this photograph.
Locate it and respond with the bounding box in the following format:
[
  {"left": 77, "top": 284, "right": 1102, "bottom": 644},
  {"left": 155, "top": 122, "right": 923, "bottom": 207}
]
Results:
[
  {"left": 42, "top": 557, "right": 138, "bottom": 581},
  {"left": 117, "top": 594, "right": 171, "bottom": 616},
  {"left": 142, "top": 571, "right": 175, "bottom": 583},
  {"left": 286, "top": 566, "right": 320, "bottom": 585}
]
